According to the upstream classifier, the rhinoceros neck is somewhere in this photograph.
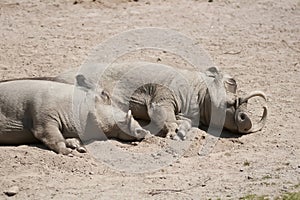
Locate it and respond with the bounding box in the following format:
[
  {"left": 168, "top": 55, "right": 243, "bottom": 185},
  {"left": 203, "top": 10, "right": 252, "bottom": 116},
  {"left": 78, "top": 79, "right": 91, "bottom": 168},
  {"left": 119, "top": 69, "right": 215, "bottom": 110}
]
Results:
[
  {"left": 196, "top": 72, "right": 217, "bottom": 128},
  {"left": 172, "top": 70, "right": 208, "bottom": 126},
  {"left": 199, "top": 91, "right": 211, "bottom": 127}
]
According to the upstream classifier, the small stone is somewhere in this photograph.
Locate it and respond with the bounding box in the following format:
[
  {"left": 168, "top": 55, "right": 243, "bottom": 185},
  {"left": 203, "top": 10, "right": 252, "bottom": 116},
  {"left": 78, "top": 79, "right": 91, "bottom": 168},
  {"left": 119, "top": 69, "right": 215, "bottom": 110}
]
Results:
[
  {"left": 4, "top": 186, "right": 19, "bottom": 197},
  {"left": 177, "top": 130, "right": 186, "bottom": 139},
  {"left": 240, "top": 168, "right": 244, "bottom": 172},
  {"left": 172, "top": 135, "right": 180, "bottom": 141},
  {"left": 68, "top": 153, "right": 74, "bottom": 157},
  {"left": 131, "top": 141, "right": 139, "bottom": 146}
]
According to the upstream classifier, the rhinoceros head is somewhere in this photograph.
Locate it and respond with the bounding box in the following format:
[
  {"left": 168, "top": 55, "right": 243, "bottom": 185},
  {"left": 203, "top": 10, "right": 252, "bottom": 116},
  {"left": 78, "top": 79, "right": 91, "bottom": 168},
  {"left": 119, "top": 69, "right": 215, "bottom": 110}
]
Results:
[
  {"left": 202, "top": 67, "right": 268, "bottom": 134},
  {"left": 223, "top": 91, "right": 268, "bottom": 134}
]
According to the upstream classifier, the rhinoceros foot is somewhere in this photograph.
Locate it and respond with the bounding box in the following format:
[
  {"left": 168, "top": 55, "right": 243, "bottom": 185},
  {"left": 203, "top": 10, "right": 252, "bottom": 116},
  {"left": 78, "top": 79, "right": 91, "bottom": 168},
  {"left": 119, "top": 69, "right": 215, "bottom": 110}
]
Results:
[{"left": 65, "top": 138, "right": 87, "bottom": 153}]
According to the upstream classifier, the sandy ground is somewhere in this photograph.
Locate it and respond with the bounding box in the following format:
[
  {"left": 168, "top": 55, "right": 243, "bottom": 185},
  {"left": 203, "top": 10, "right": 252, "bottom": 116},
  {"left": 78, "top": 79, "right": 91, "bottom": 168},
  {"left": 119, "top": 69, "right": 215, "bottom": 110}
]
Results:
[{"left": 0, "top": 0, "right": 299, "bottom": 199}]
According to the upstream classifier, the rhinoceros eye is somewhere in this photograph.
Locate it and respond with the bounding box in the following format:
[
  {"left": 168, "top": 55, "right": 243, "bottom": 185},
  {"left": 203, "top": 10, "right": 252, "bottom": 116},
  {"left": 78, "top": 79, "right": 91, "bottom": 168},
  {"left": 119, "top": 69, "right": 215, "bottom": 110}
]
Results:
[
  {"left": 100, "top": 90, "right": 110, "bottom": 103},
  {"left": 224, "top": 78, "right": 237, "bottom": 94},
  {"left": 226, "top": 99, "right": 235, "bottom": 107},
  {"left": 227, "top": 98, "right": 240, "bottom": 109}
]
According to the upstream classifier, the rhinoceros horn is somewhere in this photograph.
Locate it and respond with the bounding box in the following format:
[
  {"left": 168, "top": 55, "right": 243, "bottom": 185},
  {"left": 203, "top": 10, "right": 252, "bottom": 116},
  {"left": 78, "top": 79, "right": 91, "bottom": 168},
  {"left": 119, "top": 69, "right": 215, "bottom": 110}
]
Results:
[{"left": 237, "top": 91, "right": 268, "bottom": 133}]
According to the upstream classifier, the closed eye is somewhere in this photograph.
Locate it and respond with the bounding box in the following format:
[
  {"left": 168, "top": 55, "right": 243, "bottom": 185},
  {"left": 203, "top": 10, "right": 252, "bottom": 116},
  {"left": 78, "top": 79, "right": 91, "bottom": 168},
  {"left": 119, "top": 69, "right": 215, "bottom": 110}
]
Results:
[
  {"left": 227, "top": 99, "right": 236, "bottom": 107},
  {"left": 227, "top": 98, "right": 241, "bottom": 110}
]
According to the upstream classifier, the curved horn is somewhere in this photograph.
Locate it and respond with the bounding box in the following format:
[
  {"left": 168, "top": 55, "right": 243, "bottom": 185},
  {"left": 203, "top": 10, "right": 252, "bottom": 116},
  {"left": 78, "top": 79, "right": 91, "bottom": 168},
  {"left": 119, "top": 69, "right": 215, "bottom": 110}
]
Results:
[
  {"left": 239, "top": 91, "right": 267, "bottom": 104},
  {"left": 240, "top": 91, "right": 268, "bottom": 133},
  {"left": 244, "top": 105, "right": 268, "bottom": 133}
]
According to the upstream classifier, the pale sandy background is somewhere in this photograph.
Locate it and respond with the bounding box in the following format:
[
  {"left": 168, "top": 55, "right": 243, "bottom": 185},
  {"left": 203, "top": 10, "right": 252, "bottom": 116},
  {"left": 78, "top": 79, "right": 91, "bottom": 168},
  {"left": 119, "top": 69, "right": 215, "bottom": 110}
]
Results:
[{"left": 0, "top": 0, "right": 299, "bottom": 199}]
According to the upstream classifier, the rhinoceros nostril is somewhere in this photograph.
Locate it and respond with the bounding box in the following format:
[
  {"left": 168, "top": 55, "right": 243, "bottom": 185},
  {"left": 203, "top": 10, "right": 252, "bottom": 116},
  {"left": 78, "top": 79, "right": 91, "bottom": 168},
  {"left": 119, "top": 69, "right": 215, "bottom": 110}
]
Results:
[
  {"left": 236, "top": 112, "right": 252, "bottom": 132},
  {"left": 240, "top": 113, "right": 246, "bottom": 121}
]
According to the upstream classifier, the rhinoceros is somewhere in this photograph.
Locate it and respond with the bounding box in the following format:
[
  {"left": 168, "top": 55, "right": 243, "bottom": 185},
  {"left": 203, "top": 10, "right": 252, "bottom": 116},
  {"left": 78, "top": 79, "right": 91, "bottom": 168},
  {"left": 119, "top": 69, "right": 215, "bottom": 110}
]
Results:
[
  {"left": 53, "top": 62, "right": 268, "bottom": 140},
  {"left": 0, "top": 75, "right": 150, "bottom": 154}
]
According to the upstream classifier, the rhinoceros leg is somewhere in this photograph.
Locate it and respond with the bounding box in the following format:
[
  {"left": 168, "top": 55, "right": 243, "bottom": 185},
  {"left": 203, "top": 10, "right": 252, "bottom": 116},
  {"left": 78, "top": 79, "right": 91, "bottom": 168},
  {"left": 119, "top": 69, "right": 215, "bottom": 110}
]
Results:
[
  {"left": 32, "top": 124, "right": 73, "bottom": 155},
  {"left": 147, "top": 102, "right": 179, "bottom": 139},
  {"left": 125, "top": 110, "right": 151, "bottom": 140},
  {"left": 175, "top": 115, "right": 192, "bottom": 140},
  {"left": 145, "top": 103, "right": 192, "bottom": 140}
]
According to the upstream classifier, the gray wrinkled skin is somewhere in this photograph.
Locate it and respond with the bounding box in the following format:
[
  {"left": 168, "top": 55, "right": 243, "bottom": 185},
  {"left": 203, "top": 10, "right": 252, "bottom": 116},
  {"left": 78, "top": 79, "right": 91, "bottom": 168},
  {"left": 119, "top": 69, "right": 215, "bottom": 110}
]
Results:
[
  {"left": 0, "top": 77, "right": 150, "bottom": 154},
  {"left": 54, "top": 62, "right": 256, "bottom": 140}
]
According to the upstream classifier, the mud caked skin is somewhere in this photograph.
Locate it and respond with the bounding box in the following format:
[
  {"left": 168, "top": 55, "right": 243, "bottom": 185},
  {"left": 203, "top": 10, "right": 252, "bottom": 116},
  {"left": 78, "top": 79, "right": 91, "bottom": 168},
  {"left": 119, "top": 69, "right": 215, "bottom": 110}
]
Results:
[{"left": 0, "top": 75, "right": 150, "bottom": 154}]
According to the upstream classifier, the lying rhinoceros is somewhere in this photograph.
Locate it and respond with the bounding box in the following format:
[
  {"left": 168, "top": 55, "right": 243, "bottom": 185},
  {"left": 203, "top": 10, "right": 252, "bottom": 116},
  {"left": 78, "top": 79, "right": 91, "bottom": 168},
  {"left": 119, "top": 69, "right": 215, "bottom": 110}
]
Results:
[
  {"left": 0, "top": 75, "right": 150, "bottom": 154},
  {"left": 53, "top": 62, "right": 268, "bottom": 140}
]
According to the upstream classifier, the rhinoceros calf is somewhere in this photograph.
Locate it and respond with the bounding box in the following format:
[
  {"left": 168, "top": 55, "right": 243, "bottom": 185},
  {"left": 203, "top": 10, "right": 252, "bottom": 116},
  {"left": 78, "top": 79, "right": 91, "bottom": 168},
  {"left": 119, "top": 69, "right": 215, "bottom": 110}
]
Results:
[
  {"left": 53, "top": 62, "right": 268, "bottom": 140},
  {"left": 0, "top": 75, "right": 150, "bottom": 154}
]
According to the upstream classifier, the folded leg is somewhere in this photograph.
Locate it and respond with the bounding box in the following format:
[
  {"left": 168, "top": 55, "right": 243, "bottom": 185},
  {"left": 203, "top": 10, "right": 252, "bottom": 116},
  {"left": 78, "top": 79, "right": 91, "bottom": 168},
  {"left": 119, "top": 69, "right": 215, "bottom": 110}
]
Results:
[{"left": 33, "top": 124, "right": 72, "bottom": 155}]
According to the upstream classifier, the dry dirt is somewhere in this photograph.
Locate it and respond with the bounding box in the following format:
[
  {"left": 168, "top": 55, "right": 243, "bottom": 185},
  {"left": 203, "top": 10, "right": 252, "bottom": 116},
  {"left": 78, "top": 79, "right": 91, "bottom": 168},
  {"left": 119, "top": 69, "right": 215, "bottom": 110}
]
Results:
[{"left": 0, "top": 0, "right": 299, "bottom": 199}]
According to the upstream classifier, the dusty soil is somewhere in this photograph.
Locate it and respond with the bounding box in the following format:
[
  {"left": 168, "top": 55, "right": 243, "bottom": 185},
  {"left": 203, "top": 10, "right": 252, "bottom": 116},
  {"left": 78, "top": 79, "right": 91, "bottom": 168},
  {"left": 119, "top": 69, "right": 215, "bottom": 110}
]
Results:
[{"left": 0, "top": 0, "right": 299, "bottom": 199}]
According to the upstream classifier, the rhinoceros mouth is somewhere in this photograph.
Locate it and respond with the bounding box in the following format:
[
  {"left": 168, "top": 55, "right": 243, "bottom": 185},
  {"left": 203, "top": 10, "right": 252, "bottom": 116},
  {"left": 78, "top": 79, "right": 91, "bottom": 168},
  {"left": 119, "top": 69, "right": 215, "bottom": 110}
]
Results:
[{"left": 235, "top": 91, "right": 268, "bottom": 133}]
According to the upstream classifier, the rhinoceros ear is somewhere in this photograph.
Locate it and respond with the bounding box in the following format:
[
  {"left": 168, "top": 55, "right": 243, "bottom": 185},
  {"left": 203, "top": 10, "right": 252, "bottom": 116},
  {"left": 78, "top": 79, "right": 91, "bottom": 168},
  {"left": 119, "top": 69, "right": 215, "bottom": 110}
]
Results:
[
  {"left": 205, "top": 66, "right": 221, "bottom": 78},
  {"left": 204, "top": 66, "right": 229, "bottom": 110},
  {"left": 223, "top": 74, "right": 237, "bottom": 94},
  {"left": 76, "top": 74, "right": 95, "bottom": 91},
  {"left": 99, "top": 90, "right": 111, "bottom": 104}
]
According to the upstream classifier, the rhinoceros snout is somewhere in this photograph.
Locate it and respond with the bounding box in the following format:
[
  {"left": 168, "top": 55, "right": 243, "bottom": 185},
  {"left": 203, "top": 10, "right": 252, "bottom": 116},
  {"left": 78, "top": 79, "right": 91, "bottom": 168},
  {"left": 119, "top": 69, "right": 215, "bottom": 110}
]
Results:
[
  {"left": 236, "top": 111, "right": 252, "bottom": 132},
  {"left": 235, "top": 91, "right": 268, "bottom": 133}
]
